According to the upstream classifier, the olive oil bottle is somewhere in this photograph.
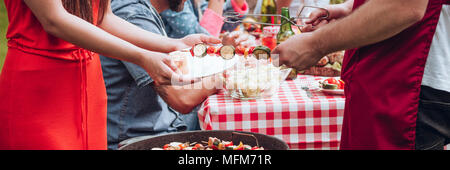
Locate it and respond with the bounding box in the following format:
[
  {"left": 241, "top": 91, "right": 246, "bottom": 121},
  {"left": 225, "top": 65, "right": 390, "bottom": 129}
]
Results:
[{"left": 260, "top": 0, "right": 277, "bottom": 27}]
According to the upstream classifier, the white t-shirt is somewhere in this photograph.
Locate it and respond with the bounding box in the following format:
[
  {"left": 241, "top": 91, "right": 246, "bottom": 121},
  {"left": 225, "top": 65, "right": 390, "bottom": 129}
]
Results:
[
  {"left": 422, "top": 5, "right": 450, "bottom": 92},
  {"left": 289, "top": 0, "right": 329, "bottom": 17}
]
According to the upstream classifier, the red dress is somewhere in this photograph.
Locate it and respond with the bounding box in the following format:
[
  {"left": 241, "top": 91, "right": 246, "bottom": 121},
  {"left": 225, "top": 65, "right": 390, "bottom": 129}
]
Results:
[
  {"left": 340, "top": 0, "right": 450, "bottom": 149},
  {"left": 0, "top": 0, "right": 107, "bottom": 150}
]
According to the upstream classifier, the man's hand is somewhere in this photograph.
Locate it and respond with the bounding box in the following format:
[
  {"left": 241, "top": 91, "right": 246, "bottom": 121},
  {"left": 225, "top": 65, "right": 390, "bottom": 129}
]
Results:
[
  {"left": 272, "top": 33, "right": 324, "bottom": 71},
  {"left": 152, "top": 75, "right": 221, "bottom": 114},
  {"left": 222, "top": 31, "right": 256, "bottom": 48},
  {"left": 301, "top": 1, "right": 354, "bottom": 32},
  {"left": 175, "top": 34, "right": 222, "bottom": 50}
]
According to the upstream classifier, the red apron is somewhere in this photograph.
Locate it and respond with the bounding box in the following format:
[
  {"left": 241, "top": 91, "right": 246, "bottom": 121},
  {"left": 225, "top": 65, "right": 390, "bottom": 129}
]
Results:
[
  {"left": 340, "top": 0, "right": 450, "bottom": 150},
  {"left": 0, "top": 0, "right": 107, "bottom": 150}
]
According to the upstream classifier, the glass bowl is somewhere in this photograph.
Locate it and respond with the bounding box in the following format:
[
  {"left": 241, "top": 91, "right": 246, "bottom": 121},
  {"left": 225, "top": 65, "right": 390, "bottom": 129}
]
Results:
[{"left": 221, "top": 56, "right": 291, "bottom": 100}]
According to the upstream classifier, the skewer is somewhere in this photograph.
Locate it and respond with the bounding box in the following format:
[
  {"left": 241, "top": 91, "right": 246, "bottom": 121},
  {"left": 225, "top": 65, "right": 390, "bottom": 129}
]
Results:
[
  {"left": 231, "top": 131, "right": 260, "bottom": 147},
  {"left": 223, "top": 6, "right": 330, "bottom": 30}
]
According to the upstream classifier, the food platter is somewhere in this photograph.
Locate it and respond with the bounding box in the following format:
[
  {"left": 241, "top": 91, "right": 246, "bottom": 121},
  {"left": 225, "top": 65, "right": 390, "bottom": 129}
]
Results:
[
  {"left": 118, "top": 130, "right": 289, "bottom": 150},
  {"left": 169, "top": 49, "right": 239, "bottom": 78},
  {"left": 169, "top": 44, "right": 292, "bottom": 100},
  {"left": 319, "top": 77, "right": 345, "bottom": 95}
]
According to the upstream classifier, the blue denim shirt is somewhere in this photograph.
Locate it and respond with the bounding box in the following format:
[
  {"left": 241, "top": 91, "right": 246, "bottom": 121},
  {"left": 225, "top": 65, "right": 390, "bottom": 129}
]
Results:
[
  {"left": 160, "top": 0, "right": 244, "bottom": 38},
  {"left": 100, "top": 0, "right": 192, "bottom": 150}
]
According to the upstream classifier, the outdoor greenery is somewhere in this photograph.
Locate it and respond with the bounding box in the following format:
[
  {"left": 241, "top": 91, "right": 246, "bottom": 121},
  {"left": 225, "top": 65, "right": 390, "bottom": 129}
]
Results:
[{"left": 0, "top": 2, "right": 7, "bottom": 71}]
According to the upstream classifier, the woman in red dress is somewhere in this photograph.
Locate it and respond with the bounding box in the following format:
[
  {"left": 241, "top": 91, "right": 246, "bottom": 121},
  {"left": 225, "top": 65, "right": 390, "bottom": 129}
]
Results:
[{"left": 0, "top": 0, "right": 219, "bottom": 150}]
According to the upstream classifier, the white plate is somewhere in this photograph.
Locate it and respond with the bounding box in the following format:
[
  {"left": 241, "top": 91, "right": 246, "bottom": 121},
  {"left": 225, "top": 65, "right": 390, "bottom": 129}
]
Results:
[
  {"left": 169, "top": 51, "right": 239, "bottom": 78},
  {"left": 321, "top": 89, "right": 345, "bottom": 95}
]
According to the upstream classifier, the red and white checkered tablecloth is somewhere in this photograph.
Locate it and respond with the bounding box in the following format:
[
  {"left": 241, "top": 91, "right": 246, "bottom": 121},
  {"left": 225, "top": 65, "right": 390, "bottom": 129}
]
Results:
[{"left": 198, "top": 75, "right": 346, "bottom": 150}]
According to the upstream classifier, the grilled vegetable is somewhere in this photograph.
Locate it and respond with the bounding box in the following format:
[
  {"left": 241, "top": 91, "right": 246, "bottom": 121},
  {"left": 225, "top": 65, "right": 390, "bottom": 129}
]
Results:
[
  {"left": 252, "top": 45, "right": 271, "bottom": 60},
  {"left": 317, "top": 56, "right": 330, "bottom": 67},
  {"left": 154, "top": 137, "right": 264, "bottom": 150},
  {"left": 191, "top": 43, "right": 208, "bottom": 57},
  {"left": 219, "top": 45, "right": 236, "bottom": 60},
  {"left": 234, "top": 142, "right": 244, "bottom": 150}
]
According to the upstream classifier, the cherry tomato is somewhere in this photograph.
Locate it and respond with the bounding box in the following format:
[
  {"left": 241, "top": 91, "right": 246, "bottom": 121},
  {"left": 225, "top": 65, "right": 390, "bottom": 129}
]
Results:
[
  {"left": 189, "top": 47, "right": 195, "bottom": 57},
  {"left": 339, "top": 79, "right": 345, "bottom": 89},
  {"left": 248, "top": 46, "right": 255, "bottom": 55},
  {"left": 236, "top": 46, "right": 245, "bottom": 55},
  {"left": 215, "top": 47, "right": 221, "bottom": 57},
  {"left": 224, "top": 142, "right": 234, "bottom": 147},
  {"left": 163, "top": 144, "right": 170, "bottom": 150},
  {"left": 324, "top": 78, "right": 339, "bottom": 85},
  {"left": 207, "top": 46, "right": 216, "bottom": 55}
]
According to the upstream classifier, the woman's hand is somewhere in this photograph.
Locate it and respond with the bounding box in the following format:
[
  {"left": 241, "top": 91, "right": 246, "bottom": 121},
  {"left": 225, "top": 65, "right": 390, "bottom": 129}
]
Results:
[
  {"left": 175, "top": 34, "right": 222, "bottom": 50},
  {"left": 222, "top": 31, "right": 256, "bottom": 48},
  {"left": 138, "top": 51, "right": 200, "bottom": 86}
]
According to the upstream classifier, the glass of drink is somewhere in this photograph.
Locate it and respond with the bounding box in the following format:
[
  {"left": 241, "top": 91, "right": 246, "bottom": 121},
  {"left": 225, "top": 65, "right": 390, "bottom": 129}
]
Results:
[{"left": 261, "top": 26, "right": 279, "bottom": 50}]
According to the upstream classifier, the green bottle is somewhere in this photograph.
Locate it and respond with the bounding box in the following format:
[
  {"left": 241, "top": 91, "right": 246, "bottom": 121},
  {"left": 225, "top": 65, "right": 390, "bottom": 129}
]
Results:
[
  {"left": 277, "top": 7, "right": 298, "bottom": 80},
  {"left": 260, "top": 0, "right": 277, "bottom": 28},
  {"left": 277, "top": 7, "right": 295, "bottom": 45}
]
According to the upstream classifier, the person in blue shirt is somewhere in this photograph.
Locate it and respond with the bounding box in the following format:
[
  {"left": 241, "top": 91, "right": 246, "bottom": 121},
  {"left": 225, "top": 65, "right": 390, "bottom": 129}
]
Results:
[
  {"left": 161, "top": 0, "right": 249, "bottom": 38},
  {"left": 101, "top": 0, "right": 252, "bottom": 150},
  {"left": 101, "top": 0, "right": 222, "bottom": 150}
]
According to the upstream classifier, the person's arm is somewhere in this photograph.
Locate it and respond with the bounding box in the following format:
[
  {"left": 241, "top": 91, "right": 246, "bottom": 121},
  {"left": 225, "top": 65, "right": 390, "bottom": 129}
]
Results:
[
  {"left": 273, "top": 0, "right": 429, "bottom": 70},
  {"left": 152, "top": 77, "right": 220, "bottom": 114},
  {"left": 99, "top": 3, "right": 220, "bottom": 53},
  {"left": 199, "top": 0, "right": 226, "bottom": 37},
  {"left": 233, "top": 0, "right": 247, "bottom": 8},
  {"left": 24, "top": 0, "right": 219, "bottom": 85},
  {"left": 208, "top": 0, "right": 226, "bottom": 16}
]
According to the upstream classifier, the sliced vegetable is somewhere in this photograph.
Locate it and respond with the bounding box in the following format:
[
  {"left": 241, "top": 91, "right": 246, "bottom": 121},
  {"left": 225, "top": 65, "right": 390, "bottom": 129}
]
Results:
[
  {"left": 252, "top": 45, "right": 271, "bottom": 60},
  {"left": 219, "top": 45, "right": 236, "bottom": 60},
  {"left": 234, "top": 142, "right": 244, "bottom": 150},
  {"left": 323, "top": 83, "right": 338, "bottom": 90},
  {"left": 191, "top": 43, "right": 208, "bottom": 57},
  {"left": 317, "top": 56, "right": 329, "bottom": 67}
]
